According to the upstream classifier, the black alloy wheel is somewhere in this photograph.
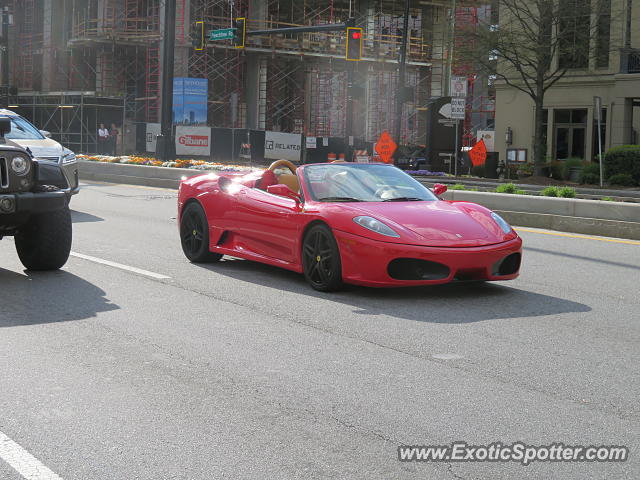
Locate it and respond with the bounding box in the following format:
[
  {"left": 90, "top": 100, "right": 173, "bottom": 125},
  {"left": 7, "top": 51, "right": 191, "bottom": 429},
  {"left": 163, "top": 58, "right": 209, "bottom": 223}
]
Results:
[
  {"left": 180, "top": 202, "right": 222, "bottom": 263},
  {"left": 302, "top": 224, "right": 343, "bottom": 292}
]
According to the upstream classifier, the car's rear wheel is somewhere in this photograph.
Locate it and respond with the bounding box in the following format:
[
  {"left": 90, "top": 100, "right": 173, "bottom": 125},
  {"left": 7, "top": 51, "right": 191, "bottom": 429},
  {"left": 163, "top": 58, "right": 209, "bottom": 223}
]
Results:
[
  {"left": 180, "top": 202, "right": 222, "bottom": 263},
  {"left": 302, "top": 224, "right": 343, "bottom": 292},
  {"left": 15, "top": 205, "right": 72, "bottom": 271}
]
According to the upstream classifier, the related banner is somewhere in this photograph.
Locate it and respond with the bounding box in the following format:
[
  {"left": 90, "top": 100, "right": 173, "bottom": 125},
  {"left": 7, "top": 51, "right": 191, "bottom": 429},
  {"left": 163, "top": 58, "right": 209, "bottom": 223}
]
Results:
[
  {"left": 264, "top": 131, "right": 302, "bottom": 162},
  {"left": 145, "top": 123, "right": 161, "bottom": 153},
  {"left": 175, "top": 126, "right": 212, "bottom": 156},
  {"left": 173, "top": 78, "right": 208, "bottom": 126}
]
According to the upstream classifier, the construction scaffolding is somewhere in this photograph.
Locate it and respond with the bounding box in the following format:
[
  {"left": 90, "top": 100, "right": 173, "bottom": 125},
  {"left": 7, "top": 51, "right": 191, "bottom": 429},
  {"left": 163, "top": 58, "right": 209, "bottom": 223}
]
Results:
[
  {"left": 5, "top": 0, "right": 488, "bottom": 154},
  {"left": 453, "top": 3, "right": 496, "bottom": 147}
]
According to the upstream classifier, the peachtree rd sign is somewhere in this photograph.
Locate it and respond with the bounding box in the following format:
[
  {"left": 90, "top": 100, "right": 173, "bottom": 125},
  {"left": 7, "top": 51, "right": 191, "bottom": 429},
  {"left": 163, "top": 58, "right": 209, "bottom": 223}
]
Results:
[{"left": 209, "top": 28, "right": 235, "bottom": 41}]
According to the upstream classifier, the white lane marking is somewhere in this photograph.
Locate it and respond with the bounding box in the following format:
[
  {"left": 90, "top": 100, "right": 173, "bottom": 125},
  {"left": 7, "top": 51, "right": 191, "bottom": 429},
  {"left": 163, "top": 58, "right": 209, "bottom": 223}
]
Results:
[
  {"left": 0, "top": 430, "right": 63, "bottom": 480},
  {"left": 70, "top": 252, "right": 171, "bottom": 280}
]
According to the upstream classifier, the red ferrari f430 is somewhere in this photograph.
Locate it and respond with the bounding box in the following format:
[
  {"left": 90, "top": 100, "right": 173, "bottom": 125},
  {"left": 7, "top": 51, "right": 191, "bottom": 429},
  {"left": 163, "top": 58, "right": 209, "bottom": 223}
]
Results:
[{"left": 178, "top": 160, "right": 522, "bottom": 291}]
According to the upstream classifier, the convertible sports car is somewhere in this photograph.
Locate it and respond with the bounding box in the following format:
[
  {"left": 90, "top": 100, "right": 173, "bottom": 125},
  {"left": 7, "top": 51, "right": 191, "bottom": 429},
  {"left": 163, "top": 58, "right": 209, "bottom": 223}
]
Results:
[{"left": 178, "top": 160, "right": 522, "bottom": 291}]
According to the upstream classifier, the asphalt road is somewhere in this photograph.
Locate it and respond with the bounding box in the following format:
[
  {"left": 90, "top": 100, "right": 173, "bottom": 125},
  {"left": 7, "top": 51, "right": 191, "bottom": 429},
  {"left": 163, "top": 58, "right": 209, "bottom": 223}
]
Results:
[{"left": 1, "top": 181, "right": 638, "bottom": 480}]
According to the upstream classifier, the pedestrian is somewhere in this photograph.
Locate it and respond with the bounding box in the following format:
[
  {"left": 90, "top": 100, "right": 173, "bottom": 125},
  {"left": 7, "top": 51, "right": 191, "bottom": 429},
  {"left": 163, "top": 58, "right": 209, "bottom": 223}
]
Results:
[
  {"left": 97, "top": 123, "right": 109, "bottom": 155},
  {"left": 109, "top": 123, "right": 120, "bottom": 156}
]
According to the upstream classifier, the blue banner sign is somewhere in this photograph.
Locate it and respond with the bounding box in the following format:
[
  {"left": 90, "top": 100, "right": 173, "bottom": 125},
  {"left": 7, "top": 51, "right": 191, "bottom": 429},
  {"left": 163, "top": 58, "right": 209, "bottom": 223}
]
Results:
[{"left": 173, "top": 77, "right": 208, "bottom": 126}]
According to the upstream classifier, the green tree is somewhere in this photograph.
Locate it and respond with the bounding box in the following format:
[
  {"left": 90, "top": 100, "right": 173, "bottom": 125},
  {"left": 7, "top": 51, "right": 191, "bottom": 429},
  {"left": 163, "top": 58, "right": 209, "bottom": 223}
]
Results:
[{"left": 463, "top": 0, "right": 613, "bottom": 175}]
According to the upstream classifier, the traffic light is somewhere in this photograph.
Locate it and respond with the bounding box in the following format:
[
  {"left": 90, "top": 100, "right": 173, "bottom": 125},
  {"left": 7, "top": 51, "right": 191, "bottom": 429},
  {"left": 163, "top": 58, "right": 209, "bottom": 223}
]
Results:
[
  {"left": 233, "top": 17, "right": 246, "bottom": 48},
  {"left": 192, "top": 21, "right": 205, "bottom": 50},
  {"left": 346, "top": 27, "right": 363, "bottom": 61}
]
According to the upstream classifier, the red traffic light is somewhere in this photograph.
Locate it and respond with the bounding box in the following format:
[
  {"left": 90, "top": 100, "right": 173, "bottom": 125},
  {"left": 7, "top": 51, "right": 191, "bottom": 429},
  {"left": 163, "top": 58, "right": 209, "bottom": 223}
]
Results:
[{"left": 346, "top": 27, "right": 363, "bottom": 61}]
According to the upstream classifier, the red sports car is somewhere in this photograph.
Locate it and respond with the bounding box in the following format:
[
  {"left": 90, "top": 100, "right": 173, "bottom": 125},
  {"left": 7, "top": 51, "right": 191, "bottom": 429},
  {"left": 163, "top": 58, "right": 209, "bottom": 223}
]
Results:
[{"left": 178, "top": 160, "right": 522, "bottom": 291}]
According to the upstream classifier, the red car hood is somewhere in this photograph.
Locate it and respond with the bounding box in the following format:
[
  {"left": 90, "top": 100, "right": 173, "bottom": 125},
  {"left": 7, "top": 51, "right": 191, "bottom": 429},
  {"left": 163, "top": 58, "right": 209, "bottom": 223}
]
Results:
[{"left": 342, "top": 201, "right": 516, "bottom": 247}]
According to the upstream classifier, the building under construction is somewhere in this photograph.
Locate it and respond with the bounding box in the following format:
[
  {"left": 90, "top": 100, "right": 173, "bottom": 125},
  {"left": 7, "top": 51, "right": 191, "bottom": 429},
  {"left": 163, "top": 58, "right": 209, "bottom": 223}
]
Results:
[{"left": 3, "top": 0, "right": 494, "bottom": 159}]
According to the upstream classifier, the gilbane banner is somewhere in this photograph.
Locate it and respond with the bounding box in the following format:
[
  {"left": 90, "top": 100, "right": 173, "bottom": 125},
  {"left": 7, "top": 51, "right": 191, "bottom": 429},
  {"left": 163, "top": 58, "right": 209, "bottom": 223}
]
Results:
[
  {"left": 175, "top": 126, "right": 212, "bottom": 156},
  {"left": 264, "top": 131, "right": 302, "bottom": 162}
]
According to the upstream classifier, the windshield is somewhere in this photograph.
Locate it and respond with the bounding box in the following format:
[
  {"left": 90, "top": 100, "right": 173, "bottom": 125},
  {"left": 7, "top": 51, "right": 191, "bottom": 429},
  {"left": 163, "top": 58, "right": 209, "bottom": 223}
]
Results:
[
  {"left": 303, "top": 163, "right": 438, "bottom": 202},
  {"left": 5, "top": 116, "right": 45, "bottom": 140}
]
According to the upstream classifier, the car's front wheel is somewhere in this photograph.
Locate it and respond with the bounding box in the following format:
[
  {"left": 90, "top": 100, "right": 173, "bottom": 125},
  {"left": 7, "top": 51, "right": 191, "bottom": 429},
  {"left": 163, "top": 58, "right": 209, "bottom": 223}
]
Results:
[
  {"left": 180, "top": 202, "right": 222, "bottom": 263},
  {"left": 302, "top": 224, "right": 343, "bottom": 292},
  {"left": 15, "top": 206, "right": 72, "bottom": 270}
]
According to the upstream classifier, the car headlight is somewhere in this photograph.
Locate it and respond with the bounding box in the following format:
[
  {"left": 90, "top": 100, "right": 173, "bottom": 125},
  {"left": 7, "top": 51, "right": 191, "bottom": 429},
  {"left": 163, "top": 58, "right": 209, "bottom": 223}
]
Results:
[
  {"left": 491, "top": 212, "right": 512, "bottom": 234},
  {"left": 353, "top": 216, "right": 400, "bottom": 238},
  {"left": 62, "top": 152, "right": 76, "bottom": 164},
  {"left": 10, "top": 156, "right": 31, "bottom": 176}
]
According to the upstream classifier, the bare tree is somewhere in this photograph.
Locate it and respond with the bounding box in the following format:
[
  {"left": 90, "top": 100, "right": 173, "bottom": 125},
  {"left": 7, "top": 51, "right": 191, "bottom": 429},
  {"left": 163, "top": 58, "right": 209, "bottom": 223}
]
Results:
[{"left": 462, "top": 0, "right": 613, "bottom": 175}]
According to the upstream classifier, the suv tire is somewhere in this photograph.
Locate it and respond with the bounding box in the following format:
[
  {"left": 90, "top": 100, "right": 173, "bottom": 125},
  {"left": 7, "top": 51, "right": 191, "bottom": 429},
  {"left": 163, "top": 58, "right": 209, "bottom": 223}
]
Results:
[{"left": 15, "top": 205, "right": 72, "bottom": 270}]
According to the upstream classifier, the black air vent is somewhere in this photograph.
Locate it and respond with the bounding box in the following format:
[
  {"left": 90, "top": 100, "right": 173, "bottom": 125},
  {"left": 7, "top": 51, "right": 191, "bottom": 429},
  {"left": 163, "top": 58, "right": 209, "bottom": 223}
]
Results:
[
  {"left": 388, "top": 258, "right": 450, "bottom": 281},
  {"left": 0, "top": 157, "right": 8, "bottom": 188},
  {"left": 492, "top": 253, "right": 521, "bottom": 276}
]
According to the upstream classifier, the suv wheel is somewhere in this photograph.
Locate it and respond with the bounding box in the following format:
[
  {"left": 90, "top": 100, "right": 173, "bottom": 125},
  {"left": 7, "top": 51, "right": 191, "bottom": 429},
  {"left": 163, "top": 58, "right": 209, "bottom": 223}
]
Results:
[{"left": 15, "top": 205, "right": 72, "bottom": 270}]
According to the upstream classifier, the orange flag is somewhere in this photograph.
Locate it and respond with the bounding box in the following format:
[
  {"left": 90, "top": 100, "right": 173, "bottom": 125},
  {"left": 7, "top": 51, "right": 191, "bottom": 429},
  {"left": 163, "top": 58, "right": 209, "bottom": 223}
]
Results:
[{"left": 469, "top": 139, "right": 487, "bottom": 167}]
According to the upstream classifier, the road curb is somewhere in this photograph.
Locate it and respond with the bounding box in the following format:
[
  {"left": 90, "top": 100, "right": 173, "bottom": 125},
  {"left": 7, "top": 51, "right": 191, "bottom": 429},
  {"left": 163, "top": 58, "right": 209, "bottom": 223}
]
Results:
[
  {"left": 495, "top": 211, "right": 640, "bottom": 240},
  {"left": 78, "top": 160, "right": 640, "bottom": 240},
  {"left": 78, "top": 160, "right": 204, "bottom": 189}
]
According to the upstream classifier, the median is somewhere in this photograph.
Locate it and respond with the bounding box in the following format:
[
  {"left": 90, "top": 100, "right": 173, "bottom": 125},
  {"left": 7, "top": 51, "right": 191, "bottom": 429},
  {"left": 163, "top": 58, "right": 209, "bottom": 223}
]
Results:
[{"left": 77, "top": 157, "right": 640, "bottom": 240}]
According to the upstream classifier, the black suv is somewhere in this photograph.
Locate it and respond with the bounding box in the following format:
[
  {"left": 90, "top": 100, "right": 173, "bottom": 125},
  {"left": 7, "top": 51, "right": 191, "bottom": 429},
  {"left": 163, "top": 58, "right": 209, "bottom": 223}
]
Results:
[{"left": 0, "top": 116, "right": 72, "bottom": 270}]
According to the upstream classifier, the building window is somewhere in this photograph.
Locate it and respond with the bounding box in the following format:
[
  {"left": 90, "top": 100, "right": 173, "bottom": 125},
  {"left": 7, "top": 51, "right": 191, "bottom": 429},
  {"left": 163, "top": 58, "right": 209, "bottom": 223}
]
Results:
[
  {"left": 596, "top": 0, "right": 612, "bottom": 69},
  {"left": 559, "top": 0, "right": 591, "bottom": 69},
  {"left": 554, "top": 109, "right": 588, "bottom": 160}
]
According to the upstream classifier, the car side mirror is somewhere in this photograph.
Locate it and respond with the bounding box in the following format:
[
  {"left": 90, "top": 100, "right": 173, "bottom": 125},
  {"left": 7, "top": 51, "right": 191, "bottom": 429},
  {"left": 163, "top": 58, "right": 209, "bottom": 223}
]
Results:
[
  {"left": 267, "top": 184, "right": 301, "bottom": 202},
  {"left": 39, "top": 130, "right": 51, "bottom": 138},
  {"left": 0, "top": 117, "right": 11, "bottom": 137},
  {"left": 433, "top": 183, "right": 448, "bottom": 196}
]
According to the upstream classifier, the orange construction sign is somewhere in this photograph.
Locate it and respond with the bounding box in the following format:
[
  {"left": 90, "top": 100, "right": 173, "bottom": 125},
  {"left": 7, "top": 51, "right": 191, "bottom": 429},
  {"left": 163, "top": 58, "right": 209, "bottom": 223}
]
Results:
[
  {"left": 469, "top": 139, "right": 488, "bottom": 167},
  {"left": 374, "top": 131, "right": 397, "bottom": 164}
]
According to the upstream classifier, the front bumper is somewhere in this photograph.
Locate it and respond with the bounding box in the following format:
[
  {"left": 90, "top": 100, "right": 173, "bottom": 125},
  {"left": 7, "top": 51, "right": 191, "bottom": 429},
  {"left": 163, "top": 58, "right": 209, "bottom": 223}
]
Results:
[
  {"left": 335, "top": 230, "right": 523, "bottom": 287},
  {"left": 0, "top": 191, "right": 68, "bottom": 218},
  {"left": 62, "top": 161, "right": 80, "bottom": 195},
  {"left": 34, "top": 158, "right": 79, "bottom": 196}
]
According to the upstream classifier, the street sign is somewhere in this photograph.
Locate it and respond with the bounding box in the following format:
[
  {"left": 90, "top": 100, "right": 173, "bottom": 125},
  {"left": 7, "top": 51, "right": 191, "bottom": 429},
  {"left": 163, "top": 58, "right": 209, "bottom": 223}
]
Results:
[
  {"left": 374, "top": 130, "right": 397, "bottom": 164},
  {"left": 209, "top": 28, "right": 235, "bottom": 41},
  {"left": 306, "top": 136, "right": 317, "bottom": 149},
  {"left": 450, "top": 76, "right": 468, "bottom": 98},
  {"left": 450, "top": 98, "right": 466, "bottom": 120}
]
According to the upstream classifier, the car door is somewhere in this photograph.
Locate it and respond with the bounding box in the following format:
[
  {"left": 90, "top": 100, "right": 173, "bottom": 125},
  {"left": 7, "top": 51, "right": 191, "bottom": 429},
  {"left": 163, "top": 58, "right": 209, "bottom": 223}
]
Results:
[{"left": 233, "top": 186, "right": 301, "bottom": 264}]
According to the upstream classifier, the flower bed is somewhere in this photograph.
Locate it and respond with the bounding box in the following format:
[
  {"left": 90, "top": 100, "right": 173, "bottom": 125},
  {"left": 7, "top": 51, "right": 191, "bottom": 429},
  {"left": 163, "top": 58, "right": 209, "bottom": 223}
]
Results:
[
  {"left": 405, "top": 170, "right": 448, "bottom": 177},
  {"left": 78, "top": 154, "right": 262, "bottom": 173}
]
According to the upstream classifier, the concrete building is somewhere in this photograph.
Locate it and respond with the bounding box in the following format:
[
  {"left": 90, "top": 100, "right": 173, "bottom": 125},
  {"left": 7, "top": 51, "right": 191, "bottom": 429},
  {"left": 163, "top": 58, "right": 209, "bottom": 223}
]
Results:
[
  {"left": 495, "top": 0, "right": 640, "bottom": 165},
  {"left": 0, "top": 0, "right": 491, "bottom": 158}
]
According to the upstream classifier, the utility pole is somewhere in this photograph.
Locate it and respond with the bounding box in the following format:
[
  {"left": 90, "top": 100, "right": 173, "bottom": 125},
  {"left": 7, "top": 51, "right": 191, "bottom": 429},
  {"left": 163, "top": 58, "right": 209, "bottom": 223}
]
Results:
[
  {"left": 1, "top": 6, "right": 10, "bottom": 108},
  {"left": 157, "top": 0, "right": 176, "bottom": 161},
  {"left": 445, "top": 0, "right": 457, "bottom": 97},
  {"left": 393, "top": 0, "right": 411, "bottom": 148}
]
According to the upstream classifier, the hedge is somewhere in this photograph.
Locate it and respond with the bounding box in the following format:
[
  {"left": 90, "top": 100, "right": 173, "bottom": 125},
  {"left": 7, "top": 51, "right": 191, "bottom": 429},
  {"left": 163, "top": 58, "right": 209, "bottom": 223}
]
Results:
[{"left": 604, "top": 145, "right": 640, "bottom": 185}]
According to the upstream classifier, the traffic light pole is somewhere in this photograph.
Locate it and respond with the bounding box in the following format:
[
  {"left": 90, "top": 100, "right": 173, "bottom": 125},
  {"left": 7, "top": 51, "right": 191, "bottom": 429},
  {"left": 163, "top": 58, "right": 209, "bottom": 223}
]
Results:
[
  {"left": 246, "top": 23, "right": 350, "bottom": 36},
  {"left": 158, "top": 0, "right": 176, "bottom": 161},
  {"left": 393, "top": 0, "right": 411, "bottom": 149},
  {"left": 1, "top": 7, "right": 10, "bottom": 109},
  {"left": 345, "top": 62, "right": 355, "bottom": 162}
]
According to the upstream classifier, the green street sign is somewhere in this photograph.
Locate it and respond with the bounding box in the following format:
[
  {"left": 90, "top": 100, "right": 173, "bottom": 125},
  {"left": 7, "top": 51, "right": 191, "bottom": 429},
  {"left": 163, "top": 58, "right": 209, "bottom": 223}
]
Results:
[{"left": 209, "top": 28, "right": 236, "bottom": 41}]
